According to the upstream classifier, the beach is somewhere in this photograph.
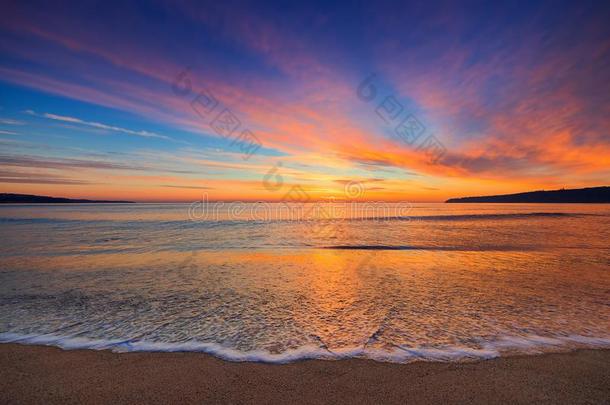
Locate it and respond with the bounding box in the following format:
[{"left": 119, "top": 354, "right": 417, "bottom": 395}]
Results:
[
  {"left": 1, "top": 344, "right": 609, "bottom": 404},
  {"left": 1, "top": 204, "right": 609, "bottom": 403},
  {"left": 2, "top": 0, "right": 610, "bottom": 402}
]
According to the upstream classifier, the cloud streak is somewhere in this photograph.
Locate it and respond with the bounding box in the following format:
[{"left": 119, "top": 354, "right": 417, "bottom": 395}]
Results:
[{"left": 27, "top": 110, "right": 174, "bottom": 140}]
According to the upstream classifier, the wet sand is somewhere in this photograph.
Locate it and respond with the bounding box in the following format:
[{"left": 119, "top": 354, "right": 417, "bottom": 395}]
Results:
[{"left": 1, "top": 344, "right": 609, "bottom": 404}]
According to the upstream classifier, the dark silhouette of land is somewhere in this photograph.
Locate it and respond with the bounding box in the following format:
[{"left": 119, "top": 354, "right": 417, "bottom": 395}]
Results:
[
  {"left": 0, "top": 193, "right": 134, "bottom": 204},
  {"left": 446, "top": 186, "right": 610, "bottom": 203}
]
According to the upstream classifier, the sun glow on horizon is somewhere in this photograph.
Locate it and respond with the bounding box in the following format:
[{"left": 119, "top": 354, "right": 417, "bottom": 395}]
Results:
[{"left": 1, "top": 1, "right": 609, "bottom": 200}]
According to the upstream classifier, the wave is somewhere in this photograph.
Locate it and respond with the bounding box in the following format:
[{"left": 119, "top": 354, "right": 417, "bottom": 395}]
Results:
[
  {"left": 1, "top": 332, "right": 609, "bottom": 364},
  {"left": 322, "top": 245, "right": 535, "bottom": 251},
  {"left": 0, "top": 211, "right": 588, "bottom": 226},
  {"left": 383, "top": 212, "right": 588, "bottom": 221},
  {"left": 0, "top": 217, "right": 86, "bottom": 224}
]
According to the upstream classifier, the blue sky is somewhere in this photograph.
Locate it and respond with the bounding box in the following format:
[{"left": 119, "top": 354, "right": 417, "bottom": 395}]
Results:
[{"left": 1, "top": 0, "right": 609, "bottom": 201}]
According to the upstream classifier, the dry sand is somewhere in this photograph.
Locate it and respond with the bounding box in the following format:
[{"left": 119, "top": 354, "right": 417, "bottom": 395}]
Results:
[{"left": 1, "top": 343, "right": 609, "bottom": 404}]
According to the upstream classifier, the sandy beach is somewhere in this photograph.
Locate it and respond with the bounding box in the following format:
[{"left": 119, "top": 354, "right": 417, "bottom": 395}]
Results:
[{"left": 1, "top": 344, "right": 608, "bottom": 404}]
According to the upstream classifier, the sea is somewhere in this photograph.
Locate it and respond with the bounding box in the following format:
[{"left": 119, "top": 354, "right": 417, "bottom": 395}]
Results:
[{"left": 0, "top": 202, "right": 609, "bottom": 363}]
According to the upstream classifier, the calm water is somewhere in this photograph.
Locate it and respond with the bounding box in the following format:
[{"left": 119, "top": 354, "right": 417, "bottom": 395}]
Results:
[{"left": 0, "top": 203, "right": 609, "bottom": 363}]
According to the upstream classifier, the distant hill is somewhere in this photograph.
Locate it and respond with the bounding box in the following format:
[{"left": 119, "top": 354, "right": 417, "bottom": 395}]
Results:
[
  {"left": 0, "top": 193, "right": 134, "bottom": 204},
  {"left": 446, "top": 186, "right": 610, "bottom": 203}
]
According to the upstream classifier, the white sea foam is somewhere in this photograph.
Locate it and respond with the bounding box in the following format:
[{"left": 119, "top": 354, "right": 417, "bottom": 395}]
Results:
[{"left": 1, "top": 332, "right": 609, "bottom": 364}]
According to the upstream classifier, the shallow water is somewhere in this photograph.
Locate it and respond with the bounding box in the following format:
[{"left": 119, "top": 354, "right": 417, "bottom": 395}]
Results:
[{"left": 0, "top": 203, "right": 609, "bottom": 363}]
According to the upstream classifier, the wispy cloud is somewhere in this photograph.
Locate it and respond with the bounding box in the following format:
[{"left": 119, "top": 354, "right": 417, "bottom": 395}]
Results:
[
  {"left": 0, "top": 152, "right": 201, "bottom": 176},
  {"left": 0, "top": 177, "right": 94, "bottom": 185},
  {"left": 0, "top": 119, "right": 24, "bottom": 125},
  {"left": 160, "top": 184, "right": 213, "bottom": 190},
  {"left": 27, "top": 110, "right": 174, "bottom": 141},
  {"left": 0, "top": 169, "right": 96, "bottom": 185},
  {"left": 0, "top": 154, "right": 146, "bottom": 171},
  {"left": 333, "top": 178, "right": 385, "bottom": 185},
  {"left": 0, "top": 130, "right": 18, "bottom": 135}
]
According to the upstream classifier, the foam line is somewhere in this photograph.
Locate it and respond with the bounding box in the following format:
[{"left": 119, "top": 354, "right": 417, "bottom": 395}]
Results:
[{"left": 1, "top": 332, "right": 609, "bottom": 364}]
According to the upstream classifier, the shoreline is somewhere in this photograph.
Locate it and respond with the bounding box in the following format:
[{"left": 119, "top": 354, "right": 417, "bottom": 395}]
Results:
[
  {"left": 2, "top": 343, "right": 609, "bottom": 404},
  {"left": 3, "top": 332, "right": 610, "bottom": 363}
]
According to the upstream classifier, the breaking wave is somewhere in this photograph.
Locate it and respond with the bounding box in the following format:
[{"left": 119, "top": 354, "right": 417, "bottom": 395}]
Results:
[{"left": 1, "top": 332, "right": 609, "bottom": 364}]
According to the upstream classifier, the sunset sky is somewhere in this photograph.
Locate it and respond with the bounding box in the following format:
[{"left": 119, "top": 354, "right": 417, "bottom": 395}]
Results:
[{"left": 1, "top": 1, "right": 609, "bottom": 202}]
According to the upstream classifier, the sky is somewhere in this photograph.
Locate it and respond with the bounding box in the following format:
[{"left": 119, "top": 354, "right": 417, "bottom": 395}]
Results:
[{"left": 0, "top": 0, "right": 609, "bottom": 202}]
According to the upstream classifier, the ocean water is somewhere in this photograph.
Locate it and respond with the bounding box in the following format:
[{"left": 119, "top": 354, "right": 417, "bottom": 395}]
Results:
[{"left": 0, "top": 203, "right": 609, "bottom": 363}]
